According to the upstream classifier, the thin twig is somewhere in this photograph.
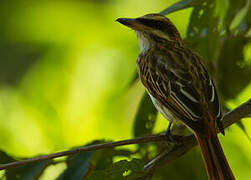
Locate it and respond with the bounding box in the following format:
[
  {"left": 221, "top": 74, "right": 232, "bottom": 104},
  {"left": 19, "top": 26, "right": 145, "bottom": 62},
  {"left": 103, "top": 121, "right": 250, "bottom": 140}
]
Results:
[
  {"left": 0, "top": 135, "right": 169, "bottom": 170},
  {"left": 223, "top": 99, "right": 251, "bottom": 128},
  {"left": 144, "top": 135, "right": 196, "bottom": 172},
  {"left": 0, "top": 99, "right": 250, "bottom": 171}
]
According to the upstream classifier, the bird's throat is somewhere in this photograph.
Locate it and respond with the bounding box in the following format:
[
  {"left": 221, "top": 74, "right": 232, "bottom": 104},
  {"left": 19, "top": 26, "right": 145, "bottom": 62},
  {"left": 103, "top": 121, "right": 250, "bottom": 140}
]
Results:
[{"left": 136, "top": 31, "right": 155, "bottom": 53}]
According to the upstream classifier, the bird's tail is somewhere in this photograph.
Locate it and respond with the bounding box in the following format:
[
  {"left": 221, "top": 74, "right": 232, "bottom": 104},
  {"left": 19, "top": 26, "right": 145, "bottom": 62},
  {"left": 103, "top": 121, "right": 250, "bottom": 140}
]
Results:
[{"left": 195, "top": 128, "right": 235, "bottom": 180}]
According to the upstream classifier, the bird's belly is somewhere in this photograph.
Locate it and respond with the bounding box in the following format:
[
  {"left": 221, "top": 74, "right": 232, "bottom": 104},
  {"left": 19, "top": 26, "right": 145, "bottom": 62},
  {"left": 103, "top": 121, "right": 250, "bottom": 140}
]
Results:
[
  {"left": 147, "top": 91, "right": 192, "bottom": 135},
  {"left": 147, "top": 91, "right": 178, "bottom": 123}
]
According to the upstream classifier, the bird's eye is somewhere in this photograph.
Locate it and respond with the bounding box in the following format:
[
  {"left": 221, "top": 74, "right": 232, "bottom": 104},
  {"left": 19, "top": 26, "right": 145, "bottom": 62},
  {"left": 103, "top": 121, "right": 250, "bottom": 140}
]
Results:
[{"left": 155, "top": 21, "right": 163, "bottom": 29}]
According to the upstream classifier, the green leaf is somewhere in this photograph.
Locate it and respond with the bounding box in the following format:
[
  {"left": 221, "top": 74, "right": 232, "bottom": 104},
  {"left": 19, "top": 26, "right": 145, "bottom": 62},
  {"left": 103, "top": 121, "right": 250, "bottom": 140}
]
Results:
[
  {"left": 186, "top": 1, "right": 221, "bottom": 63},
  {"left": 91, "top": 148, "right": 133, "bottom": 171},
  {"left": 0, "top": 151, "right": 52, "bottom": 180},
  {"left": 184, "top": 1, "right": 251, "bottom": 101},
  {"left": 0, "top": 42, "right": 46, "bottom": 86},
  {"left": 230, "top": 0, "right": 251, "bottom": 31},
  {"left": 6, "top": 160, "right": 52, "bottom": 180},
  {"left": 0, "top": 151, "right": 16, "bottom": 164},
  {"left": 236, "top": 121, "right": 251, "bottom": 141},
  {"left": 152, "top": 147, "right": 207, "bottom": 180},
  {"left": 224, "top": 0, "right": 246, "bottom": 29},
  {"left": 85, "top": 171, "right": 106, "bottom": 180},
  {"left": 133, "top": 92, "right": 157, "bottom": 137},
  {"left": 215, "top": 0, "right": 229, "bottom": 19},
  {"left": 160, "top": 0, "right": 205, "bottom": 15},
  {"left": 124, "top": 72, "right": 139, "bottom": 91},
  {"left": 218, "top": 37, "right": 251, "bottom": 100},
  {"left": 57, "top": 152, "right": 92, "bottom": 180},
  {"left": 56, "top": 141, "right": 134, "bottom": 180},
  {"left": 86, "top": 159, "right": 145, "bottom": 180}
]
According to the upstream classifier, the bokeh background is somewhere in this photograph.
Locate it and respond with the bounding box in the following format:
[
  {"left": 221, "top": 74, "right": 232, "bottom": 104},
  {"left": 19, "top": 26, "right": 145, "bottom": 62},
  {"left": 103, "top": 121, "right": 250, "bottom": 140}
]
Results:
[{"left": 0, "top": 0, "right": 251, "bottom": 179}]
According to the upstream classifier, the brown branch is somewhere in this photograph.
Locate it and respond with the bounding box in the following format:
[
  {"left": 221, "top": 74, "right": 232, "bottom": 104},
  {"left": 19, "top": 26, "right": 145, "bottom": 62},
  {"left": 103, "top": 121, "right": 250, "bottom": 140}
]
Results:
[
  {"left": 144, "top": 98, "right": 251, "bottom": 173},
  {"left": 0, "top": 99, "right": 250, "bottom": 171},
  {"left": 0, "top": 135, "right": 169, "bottom": 170},
  {"left": 223, "top": 99, "right": 251, "bottom": 128}
]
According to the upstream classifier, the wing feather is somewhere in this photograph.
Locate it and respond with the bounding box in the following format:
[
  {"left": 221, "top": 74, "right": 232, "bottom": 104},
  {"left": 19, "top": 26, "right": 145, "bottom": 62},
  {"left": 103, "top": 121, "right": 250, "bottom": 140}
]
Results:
[{"left": 137, "top": 45, "right": 222, "bottom": 131}]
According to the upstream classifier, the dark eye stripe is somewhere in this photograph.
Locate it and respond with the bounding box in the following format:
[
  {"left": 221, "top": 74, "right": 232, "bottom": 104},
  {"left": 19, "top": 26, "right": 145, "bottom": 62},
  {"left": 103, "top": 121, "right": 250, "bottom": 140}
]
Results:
[
  {"left": 137, "top": 18, "right": 166, "bottom": 30},
  {"left": 137, "top": 18, "right": 177, "bottom": 38}
]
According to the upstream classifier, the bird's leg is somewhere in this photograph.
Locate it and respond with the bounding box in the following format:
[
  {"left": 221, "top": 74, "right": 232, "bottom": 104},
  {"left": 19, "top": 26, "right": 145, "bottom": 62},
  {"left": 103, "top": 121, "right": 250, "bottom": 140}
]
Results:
[
  {"left": 164, "top": 121, "right": 176, "bottom": 143},
  {"left": 165, "top": 121, "right": 172, "bottom": 135}
]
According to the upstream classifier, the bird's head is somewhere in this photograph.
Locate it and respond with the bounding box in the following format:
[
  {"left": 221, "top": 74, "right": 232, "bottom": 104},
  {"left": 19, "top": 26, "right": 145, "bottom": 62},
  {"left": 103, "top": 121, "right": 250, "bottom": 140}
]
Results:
[{"left": 116, "top": 13, "right": 183, "bottom": 52}]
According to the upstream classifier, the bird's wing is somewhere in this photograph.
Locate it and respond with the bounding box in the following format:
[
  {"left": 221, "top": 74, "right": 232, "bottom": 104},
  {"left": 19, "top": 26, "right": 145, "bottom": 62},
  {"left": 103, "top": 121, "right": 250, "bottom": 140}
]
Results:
[{"left": 137, "top": 46, "right": 221, "bottom": 131}]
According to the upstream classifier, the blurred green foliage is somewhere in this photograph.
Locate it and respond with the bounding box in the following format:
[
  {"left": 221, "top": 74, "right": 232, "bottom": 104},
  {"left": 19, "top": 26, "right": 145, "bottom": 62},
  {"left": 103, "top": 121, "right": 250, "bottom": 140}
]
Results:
[{"left": 0, "top": 0, "right": 251, "bottom": 179}]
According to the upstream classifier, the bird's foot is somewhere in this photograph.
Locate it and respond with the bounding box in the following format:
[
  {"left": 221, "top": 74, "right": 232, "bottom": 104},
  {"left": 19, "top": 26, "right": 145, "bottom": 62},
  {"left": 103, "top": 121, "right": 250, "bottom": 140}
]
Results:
[{"left": 164, "top": 122, "right": 177, "bottom": 143}]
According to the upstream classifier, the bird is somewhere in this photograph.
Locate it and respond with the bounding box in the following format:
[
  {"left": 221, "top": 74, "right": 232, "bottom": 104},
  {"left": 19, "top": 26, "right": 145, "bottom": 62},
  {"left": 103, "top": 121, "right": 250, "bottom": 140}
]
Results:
[{"left": 116, "top": 13, "right": 235, "bottom": 180}]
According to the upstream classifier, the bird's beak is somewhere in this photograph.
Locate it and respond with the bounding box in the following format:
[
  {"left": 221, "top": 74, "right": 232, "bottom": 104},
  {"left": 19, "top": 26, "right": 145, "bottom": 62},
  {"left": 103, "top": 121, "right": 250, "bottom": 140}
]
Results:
[{"left": 116, "top": 18, "right": 143, "bottom": 30}]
